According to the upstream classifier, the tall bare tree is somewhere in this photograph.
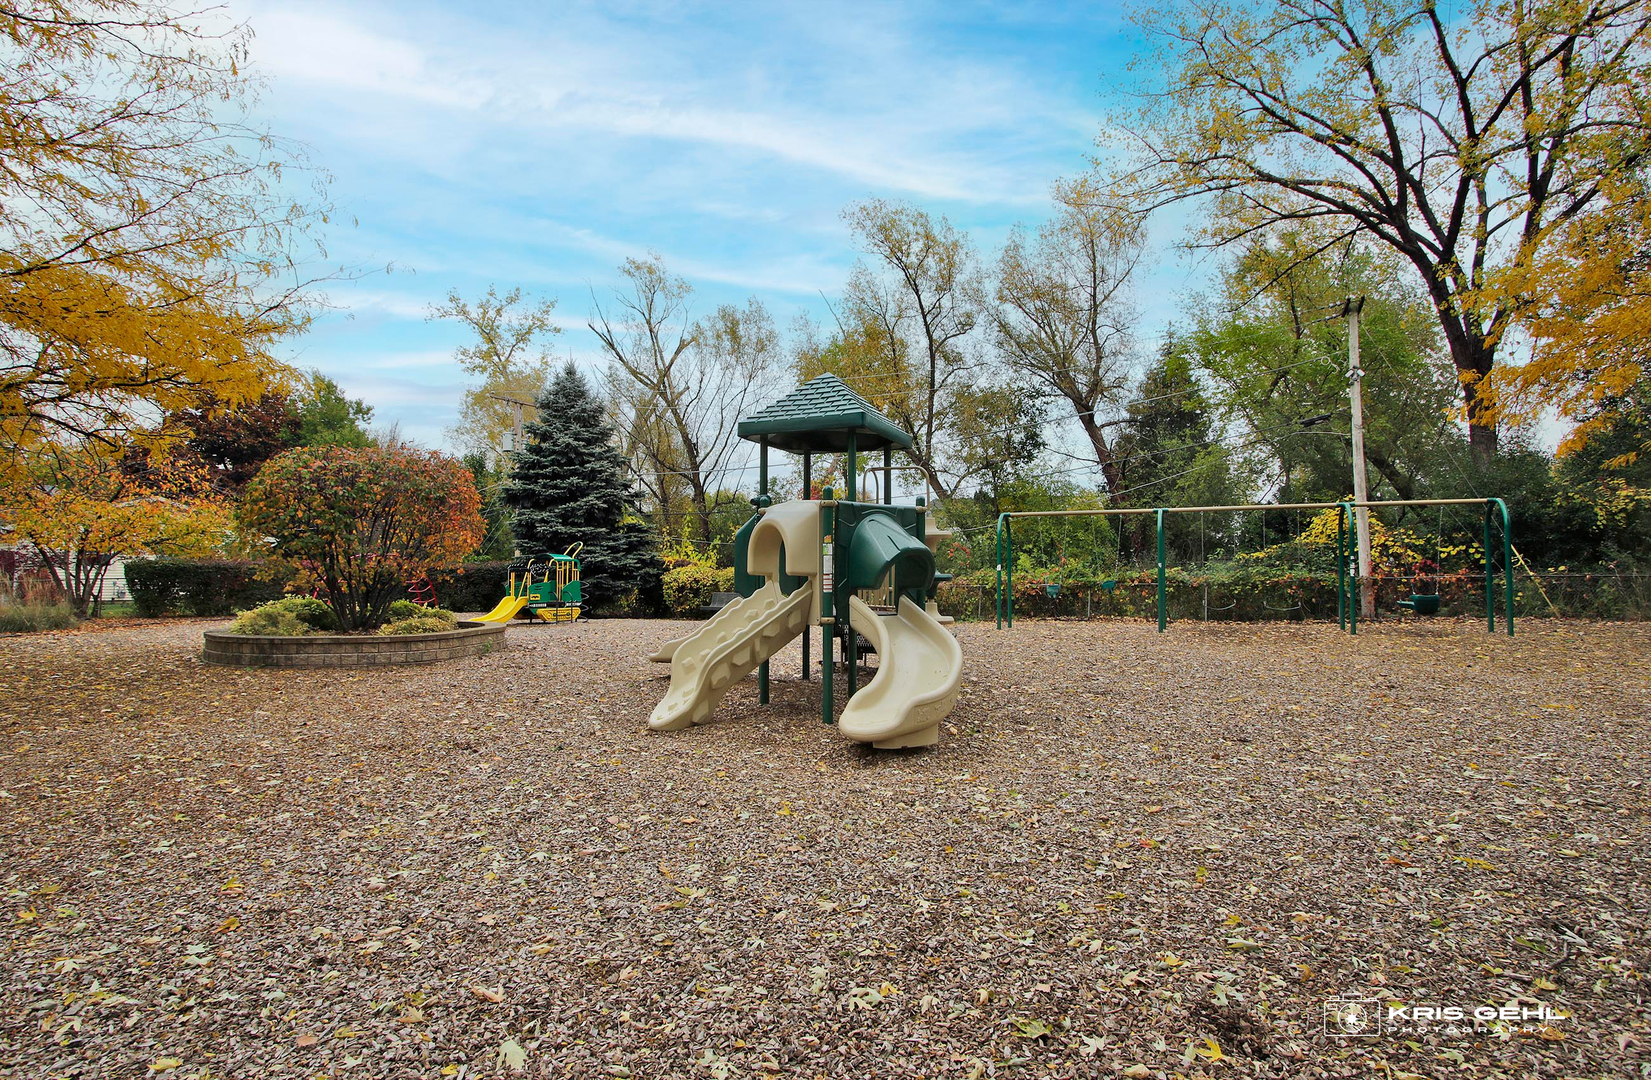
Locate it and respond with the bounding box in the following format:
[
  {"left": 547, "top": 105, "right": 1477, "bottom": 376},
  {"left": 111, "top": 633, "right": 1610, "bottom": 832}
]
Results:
[
  {"left": 994, "top": 194, "right": 1144, "bottom": 498},
  {"left": 840, "top": 199, "right": 984, "bottom": 499},
  {"left": 592, "top": 256, "right": 778, "bottom": 542},
  {"left": 1090, "top": 0, "right": 1651, "bottom": 458}
]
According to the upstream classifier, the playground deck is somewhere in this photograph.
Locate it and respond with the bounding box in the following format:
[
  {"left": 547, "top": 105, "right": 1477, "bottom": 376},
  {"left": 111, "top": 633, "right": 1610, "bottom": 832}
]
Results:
[{"left": 1, "top": 617, "right": 1646, "bottom": 1077}]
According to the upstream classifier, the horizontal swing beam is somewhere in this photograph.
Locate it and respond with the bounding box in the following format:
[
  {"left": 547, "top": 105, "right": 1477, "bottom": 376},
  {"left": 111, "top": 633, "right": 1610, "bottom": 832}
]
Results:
[{"left": 1000, "top": 498, "right": 1498, "bottom": 521}]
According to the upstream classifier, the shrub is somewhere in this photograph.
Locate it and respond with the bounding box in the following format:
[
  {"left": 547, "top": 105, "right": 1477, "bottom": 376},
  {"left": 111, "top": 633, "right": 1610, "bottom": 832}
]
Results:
[
  {"left": 238, "top": 446, "right": 484, "bottom": 631},
  {"left": 226, "top": 604, "right": 310, "bottom": 636},
  {"left": 0, "top": 601, "right": 80, "bottom": 633},
  {"left": 403, "top": 605, "right": 456, "bottom": 627},
  {"left": 267, "top": 594, "right": 338, "bottom": 631},
  {"left": 387, "top": 598, "right": 428, "bottom": 621},
  {"left": 384, "top": 598, "right": 458, "bottom": 625},
  {"left": 125, "top": 559, "right": 286, "bottom": 617},
  {"left": 377, "top": 614, "right": 458, "bottom": 635},
  {"left": 662, "top": 564, "right": 735, "bottom": 616}
]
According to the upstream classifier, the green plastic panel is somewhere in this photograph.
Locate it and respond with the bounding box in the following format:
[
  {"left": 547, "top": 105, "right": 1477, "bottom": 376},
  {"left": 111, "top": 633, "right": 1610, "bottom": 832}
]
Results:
[{"left": 841, "top": 508, "right": 933, "bottom": 603}]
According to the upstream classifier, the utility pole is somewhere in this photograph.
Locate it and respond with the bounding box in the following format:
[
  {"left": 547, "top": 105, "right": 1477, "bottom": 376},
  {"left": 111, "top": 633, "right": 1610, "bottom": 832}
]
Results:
[
  {"left": 1342, "top": 295, "right": 1374, "bottom": 620},
  {"left": 488, "top": 392, "right": 532, "bottom": 458}
]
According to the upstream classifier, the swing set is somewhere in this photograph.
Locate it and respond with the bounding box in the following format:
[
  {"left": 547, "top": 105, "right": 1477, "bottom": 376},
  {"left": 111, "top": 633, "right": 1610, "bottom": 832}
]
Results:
[{"left": 994, "top": 497, "right": 1515, "bottom": 636}]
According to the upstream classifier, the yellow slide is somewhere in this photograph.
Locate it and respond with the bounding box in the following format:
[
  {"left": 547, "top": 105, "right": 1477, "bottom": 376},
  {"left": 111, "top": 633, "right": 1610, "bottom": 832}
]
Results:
[
  {"left": 473, "top": 595, "right": 530, "bottom": 624},
  {"left": 840, "top": 594, "right": 963, "bottom": 748}
]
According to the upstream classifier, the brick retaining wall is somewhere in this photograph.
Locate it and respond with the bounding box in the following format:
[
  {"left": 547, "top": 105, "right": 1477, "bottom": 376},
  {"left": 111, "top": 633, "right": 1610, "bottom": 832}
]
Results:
[{"left": 202, "top": 621, "right": 507, "bottom": 668}]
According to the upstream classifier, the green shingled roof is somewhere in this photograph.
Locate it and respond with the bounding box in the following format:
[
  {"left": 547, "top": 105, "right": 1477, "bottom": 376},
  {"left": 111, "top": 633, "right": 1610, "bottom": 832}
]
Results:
[{"left": 737, "top": 373, "right": 913, "bottom": 453}]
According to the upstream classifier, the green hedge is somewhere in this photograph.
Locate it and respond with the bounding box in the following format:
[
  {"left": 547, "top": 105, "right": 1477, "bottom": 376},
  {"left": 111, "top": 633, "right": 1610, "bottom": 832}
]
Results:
[
  {"left": 124, "top": 559, "right": 287, "bottom": 617},
  {"left": 661, "top": 565, "right": 735, "bottom": 616}
]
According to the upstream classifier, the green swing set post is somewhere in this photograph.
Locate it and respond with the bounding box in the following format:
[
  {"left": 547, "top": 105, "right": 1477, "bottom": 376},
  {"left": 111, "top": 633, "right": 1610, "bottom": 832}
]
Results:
[
  {"left": 997, "top": 509, "right": 1171, "bottom": 631},
  {"left": 1485, "top": 497, "right": 1514, "bottom": 636}
]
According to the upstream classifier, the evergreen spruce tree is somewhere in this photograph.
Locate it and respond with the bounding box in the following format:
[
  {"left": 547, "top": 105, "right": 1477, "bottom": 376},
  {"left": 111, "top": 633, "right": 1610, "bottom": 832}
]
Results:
[
  {"left": 503, "top": 363, "right": 658, "bottom": 609},
  {"left": 1113, "top": 340, "right": 1241, "bottom": 561}
]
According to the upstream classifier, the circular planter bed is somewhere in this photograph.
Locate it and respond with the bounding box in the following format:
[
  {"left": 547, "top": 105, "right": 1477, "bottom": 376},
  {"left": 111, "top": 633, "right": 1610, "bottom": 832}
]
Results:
[{"left": 202, "top": 620, "right": 507, "bottom": 668}]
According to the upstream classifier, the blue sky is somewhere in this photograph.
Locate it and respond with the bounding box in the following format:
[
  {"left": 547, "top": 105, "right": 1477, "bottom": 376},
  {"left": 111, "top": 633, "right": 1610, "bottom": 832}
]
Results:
[{"left": 235, "top": 0, "right": 1199, "bottom": 450}]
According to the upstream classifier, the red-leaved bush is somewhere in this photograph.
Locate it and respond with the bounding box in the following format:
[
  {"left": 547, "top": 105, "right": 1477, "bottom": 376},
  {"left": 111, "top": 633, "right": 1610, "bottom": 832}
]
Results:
[{"left": 238, "top": 447, "right": 483, "bottom": 630}]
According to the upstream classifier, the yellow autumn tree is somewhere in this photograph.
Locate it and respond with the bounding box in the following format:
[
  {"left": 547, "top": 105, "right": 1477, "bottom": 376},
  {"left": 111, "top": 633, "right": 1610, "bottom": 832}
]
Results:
[
  {"left": 0, "top": 0, "right": 327, "bottom": 475},
  {"left": 1485, "top": 170, "right": 1651, "bottom": 465},
  {"left": 1, "top": 441, "right": 232, "bottom": 614}
]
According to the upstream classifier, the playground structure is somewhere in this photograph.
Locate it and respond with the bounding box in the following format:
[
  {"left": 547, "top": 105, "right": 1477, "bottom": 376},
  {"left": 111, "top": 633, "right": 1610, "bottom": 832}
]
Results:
[
  {"left": 648, "top": 374, "right": 963, "bottom": 748},
  {"left": 993, "top": 499, "right": 1515, "bottom": 635},
  {"left": 474, "top": 544, "right": 584, "bottom": 624}
]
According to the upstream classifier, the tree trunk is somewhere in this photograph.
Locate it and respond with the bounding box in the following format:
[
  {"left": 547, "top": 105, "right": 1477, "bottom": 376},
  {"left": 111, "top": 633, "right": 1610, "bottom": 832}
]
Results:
[
  {"left": 1076, "top": 412, "right": 1123, "bottom": 498},
  {"left": 1366, "top": 450, "right": 1416, "bottom": 502},
  {"left": 676, "top": 468, "right": 710, "bottom": 544},
  {"left": 1440, "top": 315, "right": 1499, "bottom": 461}
]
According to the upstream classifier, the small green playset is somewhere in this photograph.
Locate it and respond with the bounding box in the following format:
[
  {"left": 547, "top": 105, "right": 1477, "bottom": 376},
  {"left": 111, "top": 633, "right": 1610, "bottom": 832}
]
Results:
[{"left": 475, "top": 543, "right": 584, "bottom": 624}]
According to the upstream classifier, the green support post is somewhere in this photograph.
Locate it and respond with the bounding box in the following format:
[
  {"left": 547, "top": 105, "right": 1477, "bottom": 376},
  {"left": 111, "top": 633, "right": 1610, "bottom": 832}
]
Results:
[
  {"left": 1485, "top": 499, "right": 1495, "bottom": 634},
  {"left": 801, "top": 453, "right": 811, "bottom": 680},
  {"left": 914, "top": 495, "right": 926, "bottom": 610},
  {"left": 1155, "top": 508, "right": 1166, "bottom": 632},
  {"left": 758, "top": 440, "right": 769, "bottom": 705},
  {"left": 883, "top": 447, "right": 892, "bottom": 504},
  {"left": 846, "top": 432, "right": 857, "bottom": 502},
  {"left": 820, "top": 489, "right": 835, "bottom": 724},
  {"left": 1487, "top": 497, "right": 1514, "bottom": 636},
  {"left": 844, "top": 434, "right": 857, "bottom": 693}
]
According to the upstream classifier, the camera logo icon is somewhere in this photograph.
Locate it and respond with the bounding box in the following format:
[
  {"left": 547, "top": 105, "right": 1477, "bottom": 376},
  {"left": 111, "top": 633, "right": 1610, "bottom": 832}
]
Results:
[{"left": 1323, "top": 997, "right": 1383, "bottom": 1038}]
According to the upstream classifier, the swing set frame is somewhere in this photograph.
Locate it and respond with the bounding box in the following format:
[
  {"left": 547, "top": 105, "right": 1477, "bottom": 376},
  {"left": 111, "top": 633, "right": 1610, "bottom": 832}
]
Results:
[{"left": 993, "top": 498, "right": 1515, "bottom": 636}]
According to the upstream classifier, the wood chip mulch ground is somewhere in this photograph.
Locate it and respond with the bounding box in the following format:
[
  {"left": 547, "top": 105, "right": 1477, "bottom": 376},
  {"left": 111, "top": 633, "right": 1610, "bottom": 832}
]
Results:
[{"left": 1, "top": 615, "right": 1647, "bottom": 1079}]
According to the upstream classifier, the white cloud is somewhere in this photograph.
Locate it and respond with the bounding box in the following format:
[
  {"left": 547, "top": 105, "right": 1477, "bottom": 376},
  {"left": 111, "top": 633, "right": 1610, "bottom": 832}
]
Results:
[
  {"left": 243, "top": 2, "right": 1078, "bottom": 206},
  {"left": 250, "top": 8, "right": 491, "bottom": 110}
]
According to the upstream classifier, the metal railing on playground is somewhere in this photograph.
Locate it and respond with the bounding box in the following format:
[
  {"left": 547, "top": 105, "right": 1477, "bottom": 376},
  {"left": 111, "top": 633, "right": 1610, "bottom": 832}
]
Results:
[{"left": 994, "top": 499, "right": 1516, "bottom": 636}]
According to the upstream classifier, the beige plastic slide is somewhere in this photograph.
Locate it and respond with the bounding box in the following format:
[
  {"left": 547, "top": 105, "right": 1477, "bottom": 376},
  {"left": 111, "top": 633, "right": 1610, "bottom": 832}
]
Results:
[
  {"left": 647, "top": 635, "right": 687, "bottom": 663},
  {"left": 840, "top": 593, "right": 963, "bottom": 748},
  {"left": 647, "top": 498, "right": 823, "bottom": 667},
  {"left": 647, "top": 579, "right": 815, "bottom": 730}
]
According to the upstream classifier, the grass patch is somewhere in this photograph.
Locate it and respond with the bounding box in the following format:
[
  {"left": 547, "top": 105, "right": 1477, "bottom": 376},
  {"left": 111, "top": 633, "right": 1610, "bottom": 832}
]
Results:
[{"left": 0, "top": 602, "right": 79, "bottom": 632}]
